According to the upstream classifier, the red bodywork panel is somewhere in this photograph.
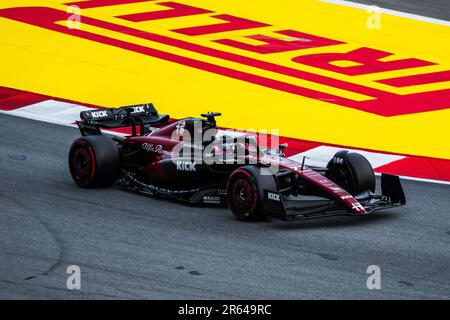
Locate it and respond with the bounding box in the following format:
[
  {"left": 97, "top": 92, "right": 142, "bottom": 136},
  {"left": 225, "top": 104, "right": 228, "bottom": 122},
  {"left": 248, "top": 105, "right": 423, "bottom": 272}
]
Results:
[{"left": 270, "top": 157, "right": 367, "bottom": 214}]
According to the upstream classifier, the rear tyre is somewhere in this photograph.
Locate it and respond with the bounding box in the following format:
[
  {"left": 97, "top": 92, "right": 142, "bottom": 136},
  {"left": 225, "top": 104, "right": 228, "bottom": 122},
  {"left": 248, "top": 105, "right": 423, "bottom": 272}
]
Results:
[
  {"left": 226, "top": 167, "right": 267, "bottom": 221},
  {"left": 68, "top": 135, "right": 120, "bottom": 188},
  {"left": 326, "top": 151, "right": 375, "bottom": 195}
]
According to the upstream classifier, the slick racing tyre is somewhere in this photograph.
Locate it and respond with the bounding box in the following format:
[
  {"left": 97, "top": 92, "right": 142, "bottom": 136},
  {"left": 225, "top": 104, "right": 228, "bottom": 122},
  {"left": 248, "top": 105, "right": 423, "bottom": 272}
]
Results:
[
  {"left": 326, "top": 151, "right": 375, "bottom": 195},
  {"left": 69, "top": 135, "right": 120, "bottom": 188},
  {"left": 226, "top": 166, "right": 268, "bottom": 221}
]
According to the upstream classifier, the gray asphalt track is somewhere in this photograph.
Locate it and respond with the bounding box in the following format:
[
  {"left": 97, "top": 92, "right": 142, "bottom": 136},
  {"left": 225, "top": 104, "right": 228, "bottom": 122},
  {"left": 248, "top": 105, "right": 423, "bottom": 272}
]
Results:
[
  {"left": 0, "top": 113, "right": 449, "bottom": 299},
  {"left": 1, "top": 0, "right": 450, "bottom": 299},
  {"left": 347, "top": 0, "right": 450, "bottom": 21}
]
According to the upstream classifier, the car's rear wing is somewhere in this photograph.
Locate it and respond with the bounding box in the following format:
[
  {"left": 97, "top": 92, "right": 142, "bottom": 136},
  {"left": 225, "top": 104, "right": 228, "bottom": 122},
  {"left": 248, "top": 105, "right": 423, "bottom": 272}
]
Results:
[{"left": 77, "top": 103, "right": 169, "bottom": 136}]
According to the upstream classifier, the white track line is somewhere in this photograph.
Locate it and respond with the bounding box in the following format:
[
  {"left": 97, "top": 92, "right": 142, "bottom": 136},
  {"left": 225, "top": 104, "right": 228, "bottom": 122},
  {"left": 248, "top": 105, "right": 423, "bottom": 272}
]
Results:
[
  {"left": 320, "top": 0, "right": 450, "bottom": 26},
  {"left": 5, "top": 100, "right": 89, "bottom": 125}
]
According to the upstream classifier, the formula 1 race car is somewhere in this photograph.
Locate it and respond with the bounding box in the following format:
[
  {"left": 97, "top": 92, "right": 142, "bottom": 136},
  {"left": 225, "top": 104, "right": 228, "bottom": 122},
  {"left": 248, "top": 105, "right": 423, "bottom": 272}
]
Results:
[{"left": 68, "top": 103, "right": 405, "bottom": 221}]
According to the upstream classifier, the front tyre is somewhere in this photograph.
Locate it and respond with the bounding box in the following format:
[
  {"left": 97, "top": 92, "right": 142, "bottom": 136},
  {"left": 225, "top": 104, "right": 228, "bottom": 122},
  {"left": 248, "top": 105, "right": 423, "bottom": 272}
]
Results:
[
  {"left": 68, "top": 135, "right": 120, "bottom": 188},
  {"left": 326, "top": 151, "right": 375, "bottom": 195},
  {"left": 226, "top": 168, "right": 266, "bottom": 221}
]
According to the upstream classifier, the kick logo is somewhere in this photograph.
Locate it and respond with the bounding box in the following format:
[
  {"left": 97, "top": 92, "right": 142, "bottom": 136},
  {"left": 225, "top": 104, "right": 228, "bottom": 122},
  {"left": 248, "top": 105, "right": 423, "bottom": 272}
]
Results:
[
  {"left": 132, "top": 106, "right": 146, "bottom": 113},
  {"left": 176, "top": 161, "right": 197, "bottom": 171},
  {"left": 90, "top": 110, "right": 108, "bottom": 118},
  {"left": 267, "top": 192, "right": 281, "bottom": 201}
]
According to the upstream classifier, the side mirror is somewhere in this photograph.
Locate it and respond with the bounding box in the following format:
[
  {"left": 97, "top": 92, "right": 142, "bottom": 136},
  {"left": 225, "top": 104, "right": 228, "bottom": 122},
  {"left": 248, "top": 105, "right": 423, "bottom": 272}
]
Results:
[
  {"left": 201, "top": 112, "right": 221, "bottom": 127},
  {"left": 278, "top": 143, "right": 288, "bottom": 156},
  {"left": 279, "top": 143, "right": 288, "bottom": 150}
]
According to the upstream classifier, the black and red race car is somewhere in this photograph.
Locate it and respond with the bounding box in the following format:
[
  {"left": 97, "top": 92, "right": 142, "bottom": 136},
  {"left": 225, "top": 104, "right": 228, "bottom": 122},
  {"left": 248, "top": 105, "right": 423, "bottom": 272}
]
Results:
[{"left": 68, "top": 103, "right": 405, "bottom": 221}]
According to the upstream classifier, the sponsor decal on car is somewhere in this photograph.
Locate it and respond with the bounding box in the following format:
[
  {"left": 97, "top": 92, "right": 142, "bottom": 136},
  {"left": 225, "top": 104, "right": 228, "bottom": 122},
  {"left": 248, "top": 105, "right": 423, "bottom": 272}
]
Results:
[
  {"left": 131, "top": 105, "right": 146, "bottom": 113},
  {"left": 330, "top": 186, "right": 343, "bottom": 192},
  {"left": 351, "top": 202, "right": 366, "bottom": 213},
  {"left": 141, "top": 143, "right": 171, "bottom": 155},
  {"left": 133, "top": 178, "right": 200, "bottom": 194},
  {"left": 203, "top": 196, "right": 221, "bottom": 204},
  {"left": 267, "top": 191, "right": 281, "bottom": 201},
  {"left": 176, "top": 161, "right": 197, "bottom": 171},
  {"left": 90, "top": 110, "right": 108, "bottom": 119}
]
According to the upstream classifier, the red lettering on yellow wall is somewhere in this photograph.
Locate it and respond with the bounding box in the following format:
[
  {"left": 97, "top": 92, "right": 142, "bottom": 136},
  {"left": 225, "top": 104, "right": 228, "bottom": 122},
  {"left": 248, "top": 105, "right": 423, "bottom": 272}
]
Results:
[
  {"left": 293, "top": 47, "right": 435, "bottom": 75},
  {"left": 377, "top": 70, "right": 450, "bottom": 87},
  {"left": 117, "top": 2, "right": 212, "bottom": 22},
  {"left": 65, "top": 0, "right": 150, "bottom": 9},
  {"left": 0, "top": 6, "right": 448, "bottom": 117},
  {"left": 171, "top": 14, "right": 269, "bottom": 36},
  {"left": 214, "top": 29, "right": 344, "bottom": 54}
]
